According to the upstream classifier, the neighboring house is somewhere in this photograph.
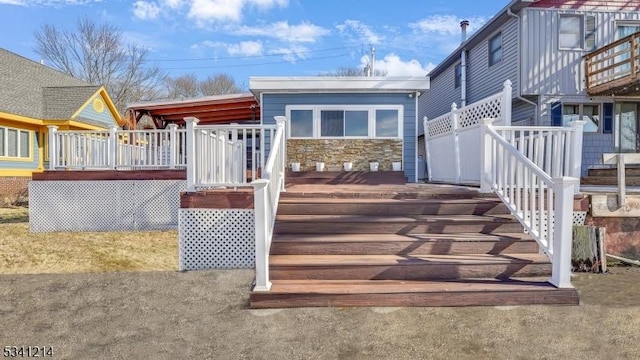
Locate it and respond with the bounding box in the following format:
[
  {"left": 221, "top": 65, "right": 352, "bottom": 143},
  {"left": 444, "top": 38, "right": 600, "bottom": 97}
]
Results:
[
  {"left": 420, "top": 0, "right": 640, "bottom": 175},
  {"left": 250, "top": 77, "right": 430, "bottom": 183},
  {"left": 0, "top": 48, "right": 123, "bottom": 190}
]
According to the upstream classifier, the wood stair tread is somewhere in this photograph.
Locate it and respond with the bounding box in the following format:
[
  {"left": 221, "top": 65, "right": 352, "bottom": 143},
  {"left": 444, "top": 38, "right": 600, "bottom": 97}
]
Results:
[
  {"left": 275, "top": 214, "right": 517, "bottom": 223},
  {"left": 272, "top": 232, "right": 534, "bottom": 243},
  {"left": 278, "top": 198, "right": 502, "bottom": 204},
  {"left": 264, "top": 278, "right": 559, "bottom": 294},
  {"left": 270, "top": 253, "right": 549, "bottom": 266}
]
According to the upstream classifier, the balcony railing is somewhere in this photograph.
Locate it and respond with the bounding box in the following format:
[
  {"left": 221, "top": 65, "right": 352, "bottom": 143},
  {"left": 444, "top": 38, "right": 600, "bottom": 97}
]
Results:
[{"left": 585, "top": 31, "right": 640, "bottom": 96}]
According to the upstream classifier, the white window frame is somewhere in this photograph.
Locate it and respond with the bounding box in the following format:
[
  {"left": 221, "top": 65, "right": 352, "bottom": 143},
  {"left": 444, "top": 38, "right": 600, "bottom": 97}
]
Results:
[
  {"left": 0, "top": 126, "right": 31, "bottom": 159},
  {"left": 286, "top": 105, "right": 404, "bottom": 140}
]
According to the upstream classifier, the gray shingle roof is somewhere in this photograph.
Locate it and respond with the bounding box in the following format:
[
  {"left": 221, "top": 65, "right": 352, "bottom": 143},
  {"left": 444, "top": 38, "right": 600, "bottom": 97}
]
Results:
[{"left": 0, "top": 48, "right": 99, "bottom": 120}]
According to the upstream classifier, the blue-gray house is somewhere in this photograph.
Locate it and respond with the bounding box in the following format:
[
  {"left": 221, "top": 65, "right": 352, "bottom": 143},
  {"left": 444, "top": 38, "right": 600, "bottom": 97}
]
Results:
[{"left": 249, "top": 77, "right": 430, "bottom": 183}]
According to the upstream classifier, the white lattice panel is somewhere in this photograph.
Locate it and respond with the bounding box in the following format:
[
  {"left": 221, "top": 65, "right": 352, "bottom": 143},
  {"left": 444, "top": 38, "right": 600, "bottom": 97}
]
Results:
[
  {"left": 427, "top": 115, "right": 453, "bottom": 138},
  {"left": 179, "top": 209, "right": 255, "bottom": 270},
  {"left": 29, "top": 180, "right": 186, "bottom": 232},
  {"left": 458, "top": 95, "right": 503, "bottom": 128},
  {"left": 134, "top": 181, "right": 186, "bottom": 230},
  {"left": 573, "top": 211, "right": 587, "bottom": 225}
]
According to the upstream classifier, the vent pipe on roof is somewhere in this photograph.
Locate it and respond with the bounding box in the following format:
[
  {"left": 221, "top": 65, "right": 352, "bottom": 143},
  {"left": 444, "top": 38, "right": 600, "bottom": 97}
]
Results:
[
  {"left": 460, "top": 20, "right": 470, "bottom": 43},
  {"left": 460, "top": 20, "right": 469, "bottom": 107}
]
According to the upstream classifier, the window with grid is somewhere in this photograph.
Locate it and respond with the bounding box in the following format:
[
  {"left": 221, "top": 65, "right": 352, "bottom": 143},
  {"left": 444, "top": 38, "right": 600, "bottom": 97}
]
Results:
[{"left": 0, "top": 126, "right": 30, "bottom": 158}]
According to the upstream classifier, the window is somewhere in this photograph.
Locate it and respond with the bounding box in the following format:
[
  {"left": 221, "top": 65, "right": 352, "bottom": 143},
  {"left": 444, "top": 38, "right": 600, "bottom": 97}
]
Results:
[
  {"left": 287, "top": 105, "right": 402, "bottom": 139},
  {"left": 454, "top": 63, "right": 462, "bottom": 89},
  {"left": 558, "top": 15, "right": 597, "bottom": 50},
  {"left": 290, "top": 110, "right": 313, "bottom": 137},
  {"left": 559, "top": 15, "right": 583, "bottom": 49},
  {"left": 375, "top": 110, "right": 399, "bottom": 137},
  {"left": 0, "top": 126, "right": 30, "bottom": 158},
  {"left": 319, "top": 110, "right": 369, "bottom": 137},
  {"left": 561, "top": 104, "right": 600, "bottom": 132},
  {"left": 489, "top": 33, "right": 502, "bottom": 66}
]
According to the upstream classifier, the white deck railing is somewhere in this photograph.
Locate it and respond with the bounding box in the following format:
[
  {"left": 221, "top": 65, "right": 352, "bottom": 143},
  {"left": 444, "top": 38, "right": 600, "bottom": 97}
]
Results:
[
  {"left": 184, "top": 119, "right": 276, "bottom": 189},
  {"left": 48, "top": 125, "right": 186, "bottom": 170},
  {"left": 480, "top": 119, "right": 581, "bottom": 288},
  {"left": 252, "top": 117, "right": 286, "bottom": 292},
  {"left": 493, "top": 122, "right": 585, "bottom": 181}
]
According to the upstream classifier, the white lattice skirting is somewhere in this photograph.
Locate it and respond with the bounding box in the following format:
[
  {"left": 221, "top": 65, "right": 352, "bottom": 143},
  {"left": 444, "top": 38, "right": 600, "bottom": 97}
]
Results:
[
  {"left": 29, "top": 180, "right": 186, "bottom": 232},
  {"left": 179, "top": 209, "right": 255, "bottom": 270}
]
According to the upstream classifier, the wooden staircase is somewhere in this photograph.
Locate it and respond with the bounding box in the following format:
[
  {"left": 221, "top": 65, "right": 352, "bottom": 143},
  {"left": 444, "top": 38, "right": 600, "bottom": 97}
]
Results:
[{"left": 249, "top": 172, "right": 580, "bottom": 308}]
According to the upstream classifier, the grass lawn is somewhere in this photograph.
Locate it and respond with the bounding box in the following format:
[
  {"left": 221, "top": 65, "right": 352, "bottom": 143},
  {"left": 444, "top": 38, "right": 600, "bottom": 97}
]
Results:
[{"left": 0, "top": 207, "right": 178, "bottom": 274}]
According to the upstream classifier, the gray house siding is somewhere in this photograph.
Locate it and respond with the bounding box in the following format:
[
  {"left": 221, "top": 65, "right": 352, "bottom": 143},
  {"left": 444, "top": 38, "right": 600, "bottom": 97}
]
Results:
[
  {"left": 420, "top": 18, "right": 519, "bottom": 125},
  {"left": 262, "top": 93, "right": 417, "bottom": 182},
  {"left": 521, "top": 8, "right": 640, "bottom": 96},
  {"left": 420, "top": 65, "right": 460, "bottom": 125},
  {"left": 467, "top": 18, "right": 519, "bottom": 104},
  {"left": 511, "top": 98, "right": 538, "bottom": 125}
]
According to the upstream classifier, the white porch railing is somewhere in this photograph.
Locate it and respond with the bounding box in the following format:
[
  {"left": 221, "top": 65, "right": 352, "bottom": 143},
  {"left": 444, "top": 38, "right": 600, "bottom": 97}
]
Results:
[
  {"left": 252, "top": 117, "right": 286, "bottom": 292},
  {"left": 481, "top": 119, "right": 580, "bottom": 288},
  {"left": 48, "top": 125, "right": 186, "bottom": 170},
  {"left": 425, "top": 80, "right": 512, "bottom": 185},
  {"left": 184, "top": 119, "right": 277, "bottom": 189}
]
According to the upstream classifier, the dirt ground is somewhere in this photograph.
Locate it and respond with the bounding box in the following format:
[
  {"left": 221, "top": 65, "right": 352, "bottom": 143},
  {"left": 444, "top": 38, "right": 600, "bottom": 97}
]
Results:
[{"left": 1, "top": 267, "right": 639, "bottom": 360}]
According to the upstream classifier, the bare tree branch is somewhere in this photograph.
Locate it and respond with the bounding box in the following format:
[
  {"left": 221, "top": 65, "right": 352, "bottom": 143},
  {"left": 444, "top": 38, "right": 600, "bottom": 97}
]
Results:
[{"left": 33, "top": 17, "right": 165, "bottom": 115}]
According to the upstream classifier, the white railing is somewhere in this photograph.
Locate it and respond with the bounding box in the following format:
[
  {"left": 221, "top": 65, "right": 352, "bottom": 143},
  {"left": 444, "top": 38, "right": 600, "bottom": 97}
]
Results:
[
  {"left": 493, "top": 122, "right": 585, "bottom": 182},
  {"left": 185, "top": 119, "right": 275, "bottom": 189},
  {"left": 252, "top": 116, "right": 286, "bottom": 292},
  {"left": 183, "top": 116, "right": 286, "bottom": 291},
  {"left": 425, "top": 80, "right": 512, "bottom": 185},
  {"left": 48, "top": 125, "right": 186, "bottom": 170},
  {"left": 480, "top": 119, "right": 580, "bottom": 288}
]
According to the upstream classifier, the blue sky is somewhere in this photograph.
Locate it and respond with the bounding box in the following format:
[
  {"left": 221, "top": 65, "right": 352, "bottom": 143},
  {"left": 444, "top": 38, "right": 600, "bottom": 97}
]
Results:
[{"left": 0, "top": 0, "right": 509, "bottom": 86}]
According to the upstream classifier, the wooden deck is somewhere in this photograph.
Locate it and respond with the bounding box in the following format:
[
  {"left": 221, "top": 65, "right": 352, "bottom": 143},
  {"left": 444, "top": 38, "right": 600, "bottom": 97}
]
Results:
[
  {"left": 585, "top": 31, "right": 640, "bottom": 96},
  {"left": 250, "top": 172, "right": 580, "bottom": 308}
]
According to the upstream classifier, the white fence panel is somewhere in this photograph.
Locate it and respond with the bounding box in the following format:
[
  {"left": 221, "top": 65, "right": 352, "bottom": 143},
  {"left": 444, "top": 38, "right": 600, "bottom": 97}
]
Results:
[
  {"left": 425, "top": 80, "right": 512, "bottom": 185},
  {"left": 457, "top": 123, "right": 482, "bottom": 185}
]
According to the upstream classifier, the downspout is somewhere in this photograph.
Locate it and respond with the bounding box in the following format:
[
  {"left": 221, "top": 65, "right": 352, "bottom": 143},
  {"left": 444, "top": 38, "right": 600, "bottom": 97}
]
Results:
[
  {"left": 507, "top": 7, "right": 538, "bottom": 124},
  {"left": 460, "top": 21, "right": 469, "bottom": 107}
]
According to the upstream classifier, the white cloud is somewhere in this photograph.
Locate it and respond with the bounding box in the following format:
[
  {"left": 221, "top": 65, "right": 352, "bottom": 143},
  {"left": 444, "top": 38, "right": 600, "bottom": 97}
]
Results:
[
  {"left": 410, "top": 15, "right": 487, "bottom": 36},
  {"left": 406, "top": 15, "right": 489, "bottom": 58},
  {"left": 188, "top": 0, "right": 244, "bottom": 22},
  {"left": 227, "top": 41, "right": 263, "bottom": 56},
  {"left": 235, "top": 21, "right": 329, "bottom": 43},
  {"left": 268, "top": 45, "right": 309, "bottom": 63},
  {"left": 133, "top": 1, "right": 161, "bottom": 20},
  {"left": 336, "top": 20, "right": 381, "bottom": 44},
  {"left": 361, "top": 53, "right": 433, "bottom": 77},
  {"left": 131, "top": 0, "right": 289, "bottom": 23}
]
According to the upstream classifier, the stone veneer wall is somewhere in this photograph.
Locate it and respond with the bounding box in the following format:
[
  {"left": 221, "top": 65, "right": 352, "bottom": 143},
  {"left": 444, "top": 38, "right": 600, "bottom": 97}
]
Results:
[{"left": 287, "top": 139, "right": 403, "bottom": 171}]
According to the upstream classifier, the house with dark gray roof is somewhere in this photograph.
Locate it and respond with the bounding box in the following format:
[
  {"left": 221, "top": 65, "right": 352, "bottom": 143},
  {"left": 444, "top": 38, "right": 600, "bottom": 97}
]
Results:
[{"left": 0, "top": 47, "right": 122, "bottom": 189}]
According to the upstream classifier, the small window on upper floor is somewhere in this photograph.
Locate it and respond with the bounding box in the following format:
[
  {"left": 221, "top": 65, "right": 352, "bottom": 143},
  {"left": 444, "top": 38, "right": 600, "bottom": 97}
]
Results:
[
  {"left": 559, "top": 14, "right": 596, "bottom": 51},
  {"left": 454, "top": 63, "right": 462, "bottom": 89},
  {"left": 488, "top": 33, "right": 502, "bottom": 67}
]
